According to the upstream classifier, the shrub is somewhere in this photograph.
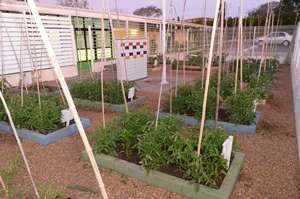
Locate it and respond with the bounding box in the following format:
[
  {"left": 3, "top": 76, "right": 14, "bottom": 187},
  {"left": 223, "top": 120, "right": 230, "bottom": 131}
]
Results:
[
  {"left": 93, "top": 111, "right": 232, "bottom": 188},
  {"left": 71, "top": 80, "right": 134, "bottom": 104},
  {"left": 93, "top": 109, "right": 152, "bottom": 156},
  {"left": 165, "top": 85, "right": 216, "bottom": 119},
  {"left": 228, "top": 90, "right": 256, "bottom": 125},
  {"left": 137, "top": 116, "right": 181, "bottom": 170},
  {"left": 0, "top": 94, "right": 62, "bottom": 134}
]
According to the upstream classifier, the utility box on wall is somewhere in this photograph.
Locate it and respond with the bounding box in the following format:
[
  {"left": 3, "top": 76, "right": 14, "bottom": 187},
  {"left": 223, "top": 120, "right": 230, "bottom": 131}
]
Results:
[{"left": 116, "top": 39, "right": 148, "bottom": 81}]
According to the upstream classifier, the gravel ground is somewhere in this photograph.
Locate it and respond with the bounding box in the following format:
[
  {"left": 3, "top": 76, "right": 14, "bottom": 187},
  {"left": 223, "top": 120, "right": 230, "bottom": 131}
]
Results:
[{"left": 0, "top": 65, "right": 299, "bottom": 199}]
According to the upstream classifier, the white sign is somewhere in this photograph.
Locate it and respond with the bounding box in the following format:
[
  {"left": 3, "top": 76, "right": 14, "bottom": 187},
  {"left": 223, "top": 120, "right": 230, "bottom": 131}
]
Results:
[
  {"left": 128, "top": 87, "right": 135, "bottom": 101},
  {"left": 61, "top": 109, "right": 74, "bottom": 127},
  {"left": 221, "top": 136, "right": 234, "bottom": 169}
]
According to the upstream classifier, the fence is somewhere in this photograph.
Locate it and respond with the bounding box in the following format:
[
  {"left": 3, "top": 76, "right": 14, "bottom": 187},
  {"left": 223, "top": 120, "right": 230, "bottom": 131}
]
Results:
[{"left": 291, "top": 23, "right": 300, "bottom": 159}]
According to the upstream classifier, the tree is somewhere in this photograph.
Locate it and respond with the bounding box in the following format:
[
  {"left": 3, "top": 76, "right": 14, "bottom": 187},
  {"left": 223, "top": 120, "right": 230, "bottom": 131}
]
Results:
[
  {"left": 248, "top": 1, "right": 280, "bottom": 17},
  {"left": 133, "top": 6, "right": 162, "bottom": 18},
  {"left": 57, "top": 0, "right": 89, "bottom": 9},
  {"left": 275, "top": 0, "right": 300, "bottom": 25}
]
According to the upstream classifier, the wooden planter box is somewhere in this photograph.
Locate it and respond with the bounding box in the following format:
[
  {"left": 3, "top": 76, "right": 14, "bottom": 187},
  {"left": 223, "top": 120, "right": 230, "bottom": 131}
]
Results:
[
  {"left": 159, "top": 112, "right": 261, "bottom": 134},
  {"left": 73, "top": 97, "right": 145, "bottom": 112},
  {"left": 0, "top": 118, "right": 91, "bottom": 145},
  {"left": 81, "top": 151, "right": 245, "bottom": 199}
]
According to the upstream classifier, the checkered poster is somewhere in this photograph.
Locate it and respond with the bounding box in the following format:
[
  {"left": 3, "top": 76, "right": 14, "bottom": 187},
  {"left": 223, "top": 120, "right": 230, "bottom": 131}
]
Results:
[{"left": 116, "top": 39, "right": 148, "bottom": 81}]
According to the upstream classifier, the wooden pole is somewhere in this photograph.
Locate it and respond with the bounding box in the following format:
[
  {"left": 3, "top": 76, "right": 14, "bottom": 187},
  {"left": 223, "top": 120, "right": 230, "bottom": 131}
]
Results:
[
  {"left": 26, "top": 1, "right": 109, "bottom": 198},
  {"left": 101, "top": 16, "right": 106, "bottom": 128},
  {"left": 155, "top": 0, "right": 167, "bottom": 127},
  {"left": 234, "top": 12, "right": 241, "bottom": 94},
  {"left": 251, "top": 26, "right": 257, "bottom": 58},
  {"left": 201, "top": 0, "right": 207, "bottom": 88},
  {"left": 0, "top": 175, "right": 8, "bottom": 197},
  {"left": 0, "top": 91, "right": 40, "bottom": 199},
  {"left": 215, "top": 0, "right": 225, "bottom": 123},
  {"left": 104, "top": 0, "right": 129, "bottom": 113},
  {"left": 88, "top": 26, "right": 95, "bottom": 80},
  {"left": 239, "top": 0, "right": 244, "bottom": 90},
  {"left": 196, "top": 0, "right": 221, "bottom": 156},
  {"left": 258, "top": 2, "right": 270, "bottom": 80},
  {"left": 181, "top": 0, "right": 187, "bottom": 85}
]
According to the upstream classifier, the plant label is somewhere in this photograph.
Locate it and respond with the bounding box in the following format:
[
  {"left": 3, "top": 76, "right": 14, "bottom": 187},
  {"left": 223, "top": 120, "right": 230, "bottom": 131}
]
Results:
[
  {"left": 222, "top": 136, "right": 233, "bottom": 169},
  {"left": 61, "top": 109, "right": 74, "bottom": 127},
  {"left": 128, "top": 87, "right": 135, "bottom": 101}
]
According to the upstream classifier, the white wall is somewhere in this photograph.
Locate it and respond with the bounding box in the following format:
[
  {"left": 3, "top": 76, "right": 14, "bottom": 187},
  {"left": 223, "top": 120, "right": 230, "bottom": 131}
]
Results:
[
  {"left": 291, "top": 23, "right": 300, "bottom": 160},
  {"left": 0, "top": 11, "right": 76, "bottom": 76}
]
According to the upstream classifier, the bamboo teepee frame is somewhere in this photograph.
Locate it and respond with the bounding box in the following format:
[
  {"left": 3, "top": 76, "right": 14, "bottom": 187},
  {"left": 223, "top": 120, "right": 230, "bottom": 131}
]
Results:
[
  {"left": 26, "top": 0, "right": 109, "bottom": 198},
  {"left": 196, "top": 0, "right": 221, "bottom": 156},
  {"left": 0, "top": 91, "right": 40, "bottom": 199}
]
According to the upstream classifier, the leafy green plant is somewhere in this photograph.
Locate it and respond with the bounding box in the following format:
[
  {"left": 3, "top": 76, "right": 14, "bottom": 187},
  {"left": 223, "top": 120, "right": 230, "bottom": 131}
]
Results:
[
  {"left": 228, "top": 90, "right": 256, "bottom": 125},
  {"left": 0, "top": 157, "right": 26, "bottom": 199},
  {"left": 93, "top": 109, "right": 152, "bottom": 156},
  {"left": 164, "top": 85, "right": 216, "bottom": 119},
  {"left": 38, "top": 183, "right": 65, "bottom": 199},
  {"left": 71, "top": 80, "right": 134, "bottom": 104},
  {"left": 0, "top": 94, "right": 62, "bottom": 134},
  {"left": 137, "top": 116, "right": 182, "bottom": 170}
]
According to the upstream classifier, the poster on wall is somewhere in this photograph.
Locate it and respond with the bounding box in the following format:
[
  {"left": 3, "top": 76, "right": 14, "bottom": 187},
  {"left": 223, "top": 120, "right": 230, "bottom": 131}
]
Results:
[{"left": 116, "top": 39, "right": 148, "bottom": 81}]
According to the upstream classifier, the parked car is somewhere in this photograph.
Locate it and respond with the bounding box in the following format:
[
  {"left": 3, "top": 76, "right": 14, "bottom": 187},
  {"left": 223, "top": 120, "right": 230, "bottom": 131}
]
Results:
[{"left": 256, "top": 32, "right": 292, "bottom": 46}]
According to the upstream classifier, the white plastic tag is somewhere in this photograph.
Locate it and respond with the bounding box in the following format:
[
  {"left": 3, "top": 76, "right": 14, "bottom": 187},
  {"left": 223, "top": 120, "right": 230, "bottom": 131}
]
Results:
[{"left": 221, "top": 136, "right": 234, "bottom": 169}]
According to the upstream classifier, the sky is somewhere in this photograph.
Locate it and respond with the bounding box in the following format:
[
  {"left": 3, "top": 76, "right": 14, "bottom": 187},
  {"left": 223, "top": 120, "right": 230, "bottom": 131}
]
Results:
[{"left": 41, "top": 0, "right": 279, "bottom": 18}]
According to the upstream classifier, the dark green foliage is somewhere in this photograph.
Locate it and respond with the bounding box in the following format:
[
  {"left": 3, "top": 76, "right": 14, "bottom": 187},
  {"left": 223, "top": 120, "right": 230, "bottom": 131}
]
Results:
[
  {"left": 93, "top": 124, "right": 120, "bottom": 156},
  {"left": 228, "top": 90, "right": 256, "bottom": 125},
  {"left": 71, "top": 80, "right": 134, "bottom": 104},
  {"left": 93, "top": 109, "right": 152, "bottom": 156},
  {"left": 118, "top": 110, "right": 153, "bottom": 155},
  {"left": 164, "top": 85, "right": 216, "bottom": 119},
  {"left": 93, "top": 110, "right": 231, "bottom": 188},
  {"left": 137, "top": 116, "right": 181, "bottom": 170},
  {"left": 0, "top": 94, "right": 62, "bottom": 134}
]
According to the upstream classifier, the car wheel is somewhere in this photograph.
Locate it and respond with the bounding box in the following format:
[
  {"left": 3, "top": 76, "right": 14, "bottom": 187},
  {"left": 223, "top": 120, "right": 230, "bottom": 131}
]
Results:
[
  {"left": 282, "top": 40, "right": 290, "bottom": 46},
  {"left": 258, "top": 40, "right": 264, "bottom": 46}
]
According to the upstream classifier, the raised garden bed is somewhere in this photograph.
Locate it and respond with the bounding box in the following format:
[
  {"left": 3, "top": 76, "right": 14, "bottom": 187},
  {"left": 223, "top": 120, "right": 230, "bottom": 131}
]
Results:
[
  {"left": 84, "top": 110, "right": 244, "bottom": 199},
  {"left": 73, "top": 96, "right": 145, "bottom": 112},
  {"left": 159, "top": 112, "right": 261, "bottom": 134},
  {"left": 81, "top": 151, "right": 245, "bottom": 199},
  {"left": 70, "top": 80, "right": 144, "bottom": 112},
  {"left": 0, "top": 118, "right": 91, "bottom": 145}
]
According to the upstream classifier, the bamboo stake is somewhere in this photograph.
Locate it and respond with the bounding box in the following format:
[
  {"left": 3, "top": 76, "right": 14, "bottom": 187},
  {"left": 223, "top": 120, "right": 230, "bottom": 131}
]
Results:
[
  {"left": 258, "top": 2, "right": 270, "bottom": 80},
  {"left": 0, "top": 91, "right": 40, "bottom": 199},
  {"left": 228, "top": 18, "right": 237, "bottom": 74},
  {"left": 100, "top": 16, "right": 106, "bottom": 128},
  {"left": 1, "top": 13, "right": 4, "bottom": 92},
  {"left": 104, "top": 0, "right": 128, "bottom": 113},
  {"left": 26, "top": 1, "right": 109, "bottom": 199},
  {"left": 0, "top": 175, "right": 8, "bottom": 197},
  {"left": 155, "top": 0, "right": 167, "bottom": 127},
  {"left": 234, "top": 13, "right": 241, "bottom": 94},
  {"left": 88, "top": 26, "right": 95, "bottom": 80},
  {"left": 264, "top": 10, "right": 272, "bottom": 71},
  {"left": 19, "top": 22, "right": 24, "bottom": 106},
  {"left": 181, "top": 0, "right": 187, "bottom": 85},
  {"left": 201, "top": 0, "right": 207, "bottom": 88},
  {"left": 196, "top": 0, "right": 221, "bottom": 156},
  {"left": 215, "top": 0, "right": 225, "bottom": 124},
  {"left": 239, "top": 0, "right": 244, "bottom": 90},
  {"left": 251, "top": 26, "right": 257, "bottom": 57}
]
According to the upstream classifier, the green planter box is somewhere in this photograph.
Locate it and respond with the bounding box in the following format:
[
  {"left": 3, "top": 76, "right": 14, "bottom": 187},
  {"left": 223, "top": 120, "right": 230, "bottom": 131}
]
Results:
[
  {"left": 81, "top": 151, "right": 245, "bottom": 199},
  {"left": 73, "top": 96, "right": 145, "bottom": 112}
]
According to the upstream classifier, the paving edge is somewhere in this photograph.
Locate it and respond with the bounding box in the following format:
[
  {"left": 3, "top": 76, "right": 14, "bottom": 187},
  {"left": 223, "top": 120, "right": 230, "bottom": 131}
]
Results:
[
  {"left": 0, "top": 117, "right": 91, "bottom": 145},
  {"left": 159, "top": 112, "right": 261, "bottom": 134},
  {"left": 81, "top": 151, "right": 245, "bottom": 199},
  {"left": 74, "top": 96, "right": 145, "bottom": 112}
]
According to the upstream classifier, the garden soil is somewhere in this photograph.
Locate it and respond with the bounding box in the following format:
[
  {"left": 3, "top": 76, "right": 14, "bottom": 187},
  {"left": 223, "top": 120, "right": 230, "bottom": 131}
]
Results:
[{"left": 0, "top": 65, "right": 299, "bottom": 199}]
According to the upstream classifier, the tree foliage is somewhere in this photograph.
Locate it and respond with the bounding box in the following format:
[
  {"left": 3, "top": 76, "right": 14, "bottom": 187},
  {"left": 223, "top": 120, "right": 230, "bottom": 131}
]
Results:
[{"left": 133, "top": 6, "right": 162, "bottom": 18}]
